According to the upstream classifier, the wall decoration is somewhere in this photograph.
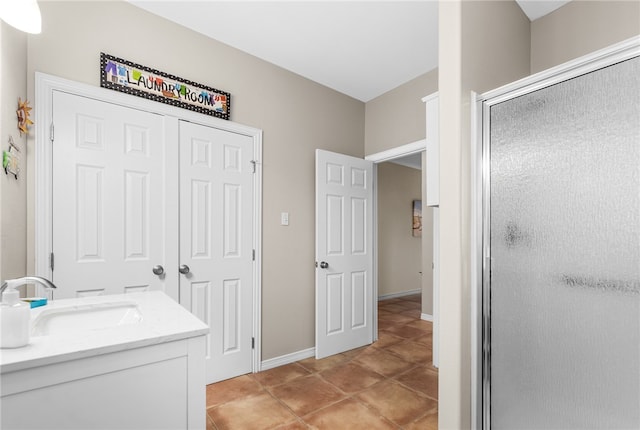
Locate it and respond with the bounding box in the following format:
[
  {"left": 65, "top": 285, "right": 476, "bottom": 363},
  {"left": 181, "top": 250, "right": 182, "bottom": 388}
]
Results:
[
  {"left": 100, "top": 53, "right": 231, "bottom": 120},
  {"left": 412, "top": 200, "right": 422, "bottom": 237},
  {"left": 16, "top": 98, "right": 33, "bottom": 136},
  {"left": 3, "top": 136, "right": 21, "bottom": 179}
]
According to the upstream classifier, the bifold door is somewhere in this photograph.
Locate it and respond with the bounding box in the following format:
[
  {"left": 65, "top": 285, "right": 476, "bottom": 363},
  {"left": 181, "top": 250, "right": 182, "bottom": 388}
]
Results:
[
  {"left": 51, "top": 91, "right": 255, "bottom": 383},
  {"left": 52, "top": 91, "right": 172, "bottom": 298},
  {"left": 179, "top": 121, "right": 254, "bottom": 383}
]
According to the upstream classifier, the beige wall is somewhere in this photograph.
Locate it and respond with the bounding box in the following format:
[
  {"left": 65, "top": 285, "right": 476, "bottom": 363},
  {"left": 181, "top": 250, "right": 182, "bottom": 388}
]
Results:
[
  {"left": 376, "top": 162, "right": 422, "bottom": 298},
  {"left": 531, "top": 1, "right": 640, "bottom": 73},
  {"left": 365, "top": 69, "right": 438, "bottom": 316},
  {"left": 26, "top": 1, "right": 364, "bottom": 360},
  {"left": 364, "top": 69, "right": 438, "bottom": 156},
  {"left": 439, "top": 1, "right": 530, "bottom": 428},
  {"left": 0, "top": 23, "right": 28, "bottom": 292},
  {"left": 439, "top": 1, "right": 639, "bottom": 428}
]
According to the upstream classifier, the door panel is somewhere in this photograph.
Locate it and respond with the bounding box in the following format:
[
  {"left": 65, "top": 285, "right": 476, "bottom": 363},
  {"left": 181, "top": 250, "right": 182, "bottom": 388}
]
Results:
[
  {"left": 316, "top": 149, "right": 373, "bottom": 359},
  {"left": 179, "top": 121, "right": 254, "bottom": 383},
  {"left": 487, "top": 56, "right": 639, "bottom": 429},
  {"left": 52, "top": 91, "right": 171, "bottom": 298}
]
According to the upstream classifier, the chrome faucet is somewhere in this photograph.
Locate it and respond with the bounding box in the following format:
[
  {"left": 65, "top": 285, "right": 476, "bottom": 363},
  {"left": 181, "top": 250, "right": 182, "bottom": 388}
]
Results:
[{"left": 0, "top": 276, "right": 58, "bottom": 295}]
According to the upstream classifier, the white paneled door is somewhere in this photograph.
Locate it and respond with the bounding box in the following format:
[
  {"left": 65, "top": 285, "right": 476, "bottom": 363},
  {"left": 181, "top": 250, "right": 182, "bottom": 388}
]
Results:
[
  {"left": 315, "top": 149, "right": 373, "bottom": 359},
  {"left": 51, "top": 90, "right": 255, "bottom": 384},
  {"left": 52, "top": 91, "right": 174, "bottom": 298},
  {"left": 179, "top": 121, "right": 254, "bottom": 383}
]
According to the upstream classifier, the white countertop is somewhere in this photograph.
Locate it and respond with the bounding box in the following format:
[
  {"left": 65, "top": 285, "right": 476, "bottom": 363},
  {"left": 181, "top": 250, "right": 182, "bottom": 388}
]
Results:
[{"left": 0, "top": 291, "right": 209, "bottom": 373}]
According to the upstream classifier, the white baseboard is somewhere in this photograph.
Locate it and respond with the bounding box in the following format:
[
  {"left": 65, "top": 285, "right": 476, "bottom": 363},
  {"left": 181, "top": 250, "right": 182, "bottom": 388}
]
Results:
[
  {"left": 260, "top": 347, "right": 315, "bottom": 371},
  {"left": 378, "top": 289, "right": 421, "bottom": 301},
  {"left": 260, "top": 288, "right": 425, "bottom": 372}
]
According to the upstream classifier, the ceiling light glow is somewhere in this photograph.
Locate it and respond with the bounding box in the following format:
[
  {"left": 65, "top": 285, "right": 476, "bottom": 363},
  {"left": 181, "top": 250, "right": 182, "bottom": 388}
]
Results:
[{"left": 0, "top": 0, "right": 42, "bottom": 34}]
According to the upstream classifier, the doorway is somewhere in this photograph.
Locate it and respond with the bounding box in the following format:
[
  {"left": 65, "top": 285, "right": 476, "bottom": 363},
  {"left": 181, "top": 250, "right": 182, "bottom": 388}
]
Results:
[
  {"left": 376, "top": 156, "right": 425, "bottom": 303},
  {"left": 376, "top": 155, "right": 430, "bottom": 316},
  {"left": 314, "top": 143, "right": 439, "bottom": 364},
  {"left": 366, "top": 139, "right": 439, "bottom": 368}
]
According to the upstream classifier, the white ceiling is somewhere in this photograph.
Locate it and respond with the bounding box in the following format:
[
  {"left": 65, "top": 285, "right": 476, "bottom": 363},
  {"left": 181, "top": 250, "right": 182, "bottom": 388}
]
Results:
[
  {"left": 129, "top": 1, "right": 570, "bottom": 102},
  {"left": 516, "top": 0, "right": 571, "bottom": 21}
]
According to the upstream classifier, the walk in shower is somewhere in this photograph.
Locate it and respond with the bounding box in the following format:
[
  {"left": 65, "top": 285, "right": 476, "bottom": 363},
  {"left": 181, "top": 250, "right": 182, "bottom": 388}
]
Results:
[{"left": 478, "top": 39, "right": 639, "bottom": 429}]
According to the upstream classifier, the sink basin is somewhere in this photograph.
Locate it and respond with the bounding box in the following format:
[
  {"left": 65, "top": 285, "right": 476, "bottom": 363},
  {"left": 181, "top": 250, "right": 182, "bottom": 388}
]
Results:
[{"left": 31, "top": 301, "right": 143, "bottom": 336}]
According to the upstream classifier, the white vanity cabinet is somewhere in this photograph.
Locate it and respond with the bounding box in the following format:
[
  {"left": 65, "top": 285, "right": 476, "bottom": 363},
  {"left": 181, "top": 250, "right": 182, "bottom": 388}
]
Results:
[
  {"left": 0, "top": 292, "right": 208, "bottom": 430},
  {"left": 422, "top": 93, "right": 439, "bottom": 207}
]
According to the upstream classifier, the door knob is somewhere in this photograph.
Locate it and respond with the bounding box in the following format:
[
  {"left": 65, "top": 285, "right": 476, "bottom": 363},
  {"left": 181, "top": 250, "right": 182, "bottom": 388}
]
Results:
[
  {"left": 319, "top": 261, "right": 329, "bottom": 269},
  {"left": 152, "top": 265, "right": 164, "bottom": 276},
  {"left": 179, "top": 264, "right": 190, "bottom": 275}
]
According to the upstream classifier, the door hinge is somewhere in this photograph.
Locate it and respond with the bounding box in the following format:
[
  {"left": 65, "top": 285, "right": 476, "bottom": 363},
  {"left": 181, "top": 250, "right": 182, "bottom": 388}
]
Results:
[
  {"left": 252, "top": 249, "right": 255, "bottom": 261},
  {"left": 251, "top": 337, "right": 255, "bottom": 349},
  {"left": 50, "top": 122, "right": 54, "bottom": 143},
  {"left": 50, "top": 252, "right": 54, "bottom": 271},
  {"left": 250, "top": 160, "right": 257, "bottom": 173}
]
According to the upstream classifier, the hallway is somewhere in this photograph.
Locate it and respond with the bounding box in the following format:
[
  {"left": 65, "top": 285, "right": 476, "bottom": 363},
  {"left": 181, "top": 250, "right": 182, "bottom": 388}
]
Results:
[{"left": 206, "top": 294, "right": 438, "bottom": 429}]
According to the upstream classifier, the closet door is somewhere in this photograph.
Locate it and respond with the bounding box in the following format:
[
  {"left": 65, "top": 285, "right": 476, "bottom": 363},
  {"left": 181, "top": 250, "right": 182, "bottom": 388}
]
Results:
[
  {"left": 52, "top": 91, "right": 176, "bottom": 298},
  {"left": 179, "top": 121, "right": 254, "bottom": 384}
]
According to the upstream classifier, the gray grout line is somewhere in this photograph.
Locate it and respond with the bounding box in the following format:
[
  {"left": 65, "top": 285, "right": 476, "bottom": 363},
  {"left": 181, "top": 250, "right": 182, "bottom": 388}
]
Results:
[{"left": 207, "top": 294, "right": 435, "bottom": 429}]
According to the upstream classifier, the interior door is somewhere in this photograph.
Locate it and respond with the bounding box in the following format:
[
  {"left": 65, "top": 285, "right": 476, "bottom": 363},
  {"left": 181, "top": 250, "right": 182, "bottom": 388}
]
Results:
[
  {"left": 179, "top": 121, "right": 254, "bottom": 383},
  {"left": 52, "top": 91, "right": 174, "bottom": 299},
  {"left": 315, "top": 149, "right": 374, "bottom": 359},
  {"left": 486, "top": 56, "right": 639, "bottom": 428}
]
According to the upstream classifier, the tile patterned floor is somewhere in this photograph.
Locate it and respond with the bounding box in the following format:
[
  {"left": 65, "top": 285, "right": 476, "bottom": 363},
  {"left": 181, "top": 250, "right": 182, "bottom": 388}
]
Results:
[{"left": 206, "top": 294, "right": 438, "bottom": 430}]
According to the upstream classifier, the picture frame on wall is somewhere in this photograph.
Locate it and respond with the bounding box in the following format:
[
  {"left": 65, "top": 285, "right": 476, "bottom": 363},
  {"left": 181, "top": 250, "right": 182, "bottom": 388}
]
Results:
[
  {"left": 413, "top": 200, "right": 422, "bottom": 237},
  {"left": 100, "top": 52, "right": 231, "bottom": 120}
]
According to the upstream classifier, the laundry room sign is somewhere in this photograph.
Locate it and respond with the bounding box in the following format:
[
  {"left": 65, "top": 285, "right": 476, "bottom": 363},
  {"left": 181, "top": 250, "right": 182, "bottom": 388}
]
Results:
[{"left": 100, "top": 53, "right": 231, "bottom": 120}]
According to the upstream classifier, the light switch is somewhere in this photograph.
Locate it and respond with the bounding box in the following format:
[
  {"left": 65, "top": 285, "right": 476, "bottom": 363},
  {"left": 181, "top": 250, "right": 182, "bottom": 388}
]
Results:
[{"left": 281, "top": 212, "right": 289, "bottom": 226}]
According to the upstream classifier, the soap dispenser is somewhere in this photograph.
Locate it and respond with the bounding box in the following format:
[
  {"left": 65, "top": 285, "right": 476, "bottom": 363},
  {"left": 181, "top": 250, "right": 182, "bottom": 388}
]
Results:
[{"left": 0, "top": 288, "right": 30, "bottom": 348}]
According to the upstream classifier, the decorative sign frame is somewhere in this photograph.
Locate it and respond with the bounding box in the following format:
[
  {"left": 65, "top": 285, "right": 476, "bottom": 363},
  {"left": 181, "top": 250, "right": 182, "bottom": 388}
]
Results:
[{"left": 100, "top": 53, "right": 230, "bottom": 120}]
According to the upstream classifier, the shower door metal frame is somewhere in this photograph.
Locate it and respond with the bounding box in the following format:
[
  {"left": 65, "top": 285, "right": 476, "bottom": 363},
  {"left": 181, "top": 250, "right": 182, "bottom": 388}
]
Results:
[{"left": 473, "top": 36, "right": 640, "bottom": 430}]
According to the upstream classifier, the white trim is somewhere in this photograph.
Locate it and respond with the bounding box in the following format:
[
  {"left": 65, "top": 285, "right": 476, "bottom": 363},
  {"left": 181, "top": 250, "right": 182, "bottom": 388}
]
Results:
[
  {"left": 377, "top": 289, "right": 421, "bottom": 301},
  {"left": 260, "top": 347, "right": 315, "bottom": 371},
  {"left": 35, "top": 72, "right": 263, "bottom": 375},
  {"left": 421, "top": 91, "right": 439, "bottom": 104},
  {"left": 423, "top": 94, "right": 439, "bottom": 207},
  {"left": 420, "top": 313, "right": 433, "bottom": 322},
  {"left": 470, "top": 91, "right": 482, "bottom": 430},
  {"left": 372, "top": 165, "right": 378, "bottom": 342},
  {"left": 365, "top": 139, "right": 426, "bottom": 164},
  {"left": 479, "top": 36, "right": 640, "bottom": 104},
  {"left": 34, "top": 75, "right": 54, "bottom": 287},
  {"left": 432, "top": 208, "right": 439, "bottom": 369},
  {"left": 252, "top": 130, "right": 264, "bottom": 374}
]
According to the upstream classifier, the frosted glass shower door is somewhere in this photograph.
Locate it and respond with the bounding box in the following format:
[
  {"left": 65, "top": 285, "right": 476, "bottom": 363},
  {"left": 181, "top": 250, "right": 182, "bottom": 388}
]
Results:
[{"left": 488, "top": 57, "right": 639, "bottom": 429}]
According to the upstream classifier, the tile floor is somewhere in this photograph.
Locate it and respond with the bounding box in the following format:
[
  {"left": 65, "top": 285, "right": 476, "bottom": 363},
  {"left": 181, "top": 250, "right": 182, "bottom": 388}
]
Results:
[{"left": 206, "top": 294, "right": 438, "bottom": 430}]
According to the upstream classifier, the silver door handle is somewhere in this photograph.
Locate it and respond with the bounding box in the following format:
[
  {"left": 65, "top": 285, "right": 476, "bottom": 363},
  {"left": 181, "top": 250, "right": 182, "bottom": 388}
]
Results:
[
  {"left": 319, "top": 261, "right": 329, "bottom": 269},
  {"left": 152, "top": 265, "right": 164, "bottom": 276},
  {"left": 179, "top": 264, "right": 190, "bottom": 275}
]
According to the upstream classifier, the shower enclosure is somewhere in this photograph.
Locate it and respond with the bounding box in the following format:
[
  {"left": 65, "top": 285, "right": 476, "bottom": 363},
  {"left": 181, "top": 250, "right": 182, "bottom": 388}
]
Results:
[{"left": 478, "top": 39, "right": 639, "bottom": 429}]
